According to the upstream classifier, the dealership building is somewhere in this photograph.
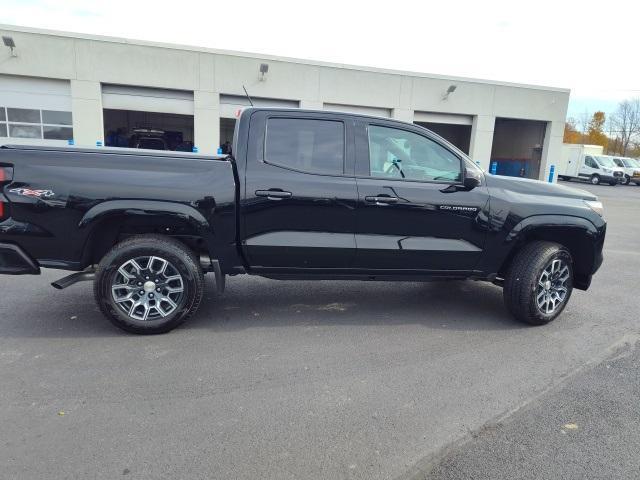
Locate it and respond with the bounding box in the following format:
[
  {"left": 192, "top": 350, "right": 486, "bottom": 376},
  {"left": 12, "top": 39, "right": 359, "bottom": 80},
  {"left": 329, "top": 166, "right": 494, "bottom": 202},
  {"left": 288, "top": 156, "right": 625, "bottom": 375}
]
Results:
[{"left": 0, "top": 25, "right": 569, "bottom": 180}]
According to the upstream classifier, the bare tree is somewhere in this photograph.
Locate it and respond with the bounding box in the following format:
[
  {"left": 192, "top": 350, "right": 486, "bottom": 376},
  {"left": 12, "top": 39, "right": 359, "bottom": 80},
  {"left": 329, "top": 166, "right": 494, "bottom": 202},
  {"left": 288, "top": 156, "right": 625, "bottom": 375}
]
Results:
[
  {"left": 611, "top": 98, "right": 640, "bottom": 156},
  {"left": 578, "top": 109, "right": 591, "bottom": 137}
]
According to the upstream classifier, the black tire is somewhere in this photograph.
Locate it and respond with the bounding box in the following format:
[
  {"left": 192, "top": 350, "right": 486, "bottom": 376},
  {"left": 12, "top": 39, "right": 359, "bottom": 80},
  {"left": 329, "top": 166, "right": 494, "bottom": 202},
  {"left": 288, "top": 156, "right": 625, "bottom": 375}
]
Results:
[
  {"left": 558, "top": 176, "right": 569, "bottom": 181},
  {"left": 590, "top": 174, "right": 600, "bottom": 185},
  {"left": 623, "top": 175, "right": 631, "bottom": 185},
  {"left": 94, "top": 235, "right": 204, "bottom": 334},
  {"left": 503, "top": 241, "right": 573, "bottom": 326},
  {"left": 608, "top": 181, "right": 617, "bottom": 186}
]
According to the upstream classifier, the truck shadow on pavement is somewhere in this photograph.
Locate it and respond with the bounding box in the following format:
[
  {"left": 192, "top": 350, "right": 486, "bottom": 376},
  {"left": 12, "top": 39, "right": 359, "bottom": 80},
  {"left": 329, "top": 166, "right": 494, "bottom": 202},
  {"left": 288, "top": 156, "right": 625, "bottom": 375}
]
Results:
[
  {"left": 0, "top": 275, "right": 523, "bottom": 338},
  {"left": 188, "top": 276, "right": 521, "bottom": 333}
]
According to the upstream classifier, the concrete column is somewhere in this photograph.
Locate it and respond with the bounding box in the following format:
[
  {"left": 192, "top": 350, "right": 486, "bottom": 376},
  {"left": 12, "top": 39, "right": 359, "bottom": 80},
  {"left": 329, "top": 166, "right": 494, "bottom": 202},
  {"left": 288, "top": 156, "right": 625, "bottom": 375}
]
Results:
[
  {"left": 300, "top": 100, "right": 323, "bottom": 110},
  {"left": 540, "top": 120, "right": 564, "bottom": 183},
  {"left": 469, "top": 115, "right": 495, "bottom": 170},
  {"left": 70, "top": 80, "right": 103, "bottom": 147},
  {"left": 194, "top": 91, "right": 220, "bottom": 155},
  {"left": 392, "top": 108, "right": 414, "bottom": 123}
]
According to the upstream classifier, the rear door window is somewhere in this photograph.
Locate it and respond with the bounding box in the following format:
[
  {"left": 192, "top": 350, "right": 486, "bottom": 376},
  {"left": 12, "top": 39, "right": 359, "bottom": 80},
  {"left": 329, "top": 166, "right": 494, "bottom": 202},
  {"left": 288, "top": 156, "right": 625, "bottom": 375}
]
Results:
[{"left": 265, "top": 118, "right": 345, "bottom": 175}]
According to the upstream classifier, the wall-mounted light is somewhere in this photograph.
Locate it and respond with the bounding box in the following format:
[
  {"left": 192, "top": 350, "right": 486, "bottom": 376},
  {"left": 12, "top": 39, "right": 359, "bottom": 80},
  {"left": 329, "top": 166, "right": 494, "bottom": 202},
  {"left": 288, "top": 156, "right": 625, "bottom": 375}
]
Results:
[
  {"left": 259, "top": 63, "right": 269, "bottom": 81},
  {"left": 2, "top": 36, "right": 17, "bottom": 57},
  {"left": 442, "top": 84, "right": 457, "bottom": 100}
]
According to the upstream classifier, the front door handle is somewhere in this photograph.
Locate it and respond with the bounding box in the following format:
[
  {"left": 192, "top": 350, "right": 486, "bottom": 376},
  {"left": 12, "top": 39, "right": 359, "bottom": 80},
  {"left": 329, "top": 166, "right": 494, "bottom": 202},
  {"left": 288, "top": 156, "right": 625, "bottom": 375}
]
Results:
[
  {"left": 365, "top": 195, "right": 399, "bottom": 205},
  {"left": 255, "top": 189, "right": 292, "bottom": 200}
]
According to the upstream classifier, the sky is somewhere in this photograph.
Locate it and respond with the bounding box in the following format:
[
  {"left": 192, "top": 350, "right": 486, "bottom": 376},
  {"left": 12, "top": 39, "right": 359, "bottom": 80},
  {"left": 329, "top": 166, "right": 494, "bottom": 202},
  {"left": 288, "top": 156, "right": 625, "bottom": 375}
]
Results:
[{"left": 1, "top": 0, "right": 639, "bottom": 121}]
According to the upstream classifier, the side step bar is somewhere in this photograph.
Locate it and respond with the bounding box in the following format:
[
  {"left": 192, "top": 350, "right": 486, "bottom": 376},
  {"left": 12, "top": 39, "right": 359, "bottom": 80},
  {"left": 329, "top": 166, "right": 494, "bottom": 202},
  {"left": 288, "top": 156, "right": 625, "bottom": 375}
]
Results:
[{"left": 51, "top": 271, "right": 96, "bottom": 290}]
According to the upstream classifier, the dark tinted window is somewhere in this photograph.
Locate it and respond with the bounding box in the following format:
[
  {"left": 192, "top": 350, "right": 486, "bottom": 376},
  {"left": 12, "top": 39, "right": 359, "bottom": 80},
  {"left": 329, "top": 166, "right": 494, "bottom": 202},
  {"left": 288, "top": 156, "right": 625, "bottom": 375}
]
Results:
[
  {"left": 7, "top": 108, "right": 40, "bottom": 123},
  {"left": 265, "top": 118, "right": 344, "bottom": 175},
  {"left": 42, "top": 110, "right": 72, "bottom": 125},
  {"left": 367, "top": 125, "right": 461, "bottom": 182},
  {"left": 0, "top": 123, "right": 6, "bottom": 138},
  {"left": 43, "top": 125, "right": 73, "bottom": 140}
]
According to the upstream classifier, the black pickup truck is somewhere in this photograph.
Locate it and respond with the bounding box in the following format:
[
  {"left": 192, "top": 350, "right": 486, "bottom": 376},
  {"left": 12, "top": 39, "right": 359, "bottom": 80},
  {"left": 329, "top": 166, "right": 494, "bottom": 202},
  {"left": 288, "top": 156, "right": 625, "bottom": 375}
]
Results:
[{"left": 0, "top": 108, "right": 606, "bottom": 334}]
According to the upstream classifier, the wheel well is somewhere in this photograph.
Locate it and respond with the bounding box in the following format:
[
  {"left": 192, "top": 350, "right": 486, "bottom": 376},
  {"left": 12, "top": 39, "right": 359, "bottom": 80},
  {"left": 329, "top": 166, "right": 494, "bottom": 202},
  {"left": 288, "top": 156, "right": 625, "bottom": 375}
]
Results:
[
  {"left": 83, "top": 214, "right": 208, "bottom": 267},
  {"left": 499, "top": 226, "right": 595, "bottom": 283}
]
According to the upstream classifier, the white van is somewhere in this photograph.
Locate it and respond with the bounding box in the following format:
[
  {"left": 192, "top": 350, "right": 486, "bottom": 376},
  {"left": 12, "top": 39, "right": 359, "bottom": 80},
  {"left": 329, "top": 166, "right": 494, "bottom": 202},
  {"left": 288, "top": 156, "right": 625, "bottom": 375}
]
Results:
[
  {"left": 558, "top": 144, "right": 624, "bottom": 185},
  {"left": 611, "top": 157, "right": 640, "bottom": 185}
]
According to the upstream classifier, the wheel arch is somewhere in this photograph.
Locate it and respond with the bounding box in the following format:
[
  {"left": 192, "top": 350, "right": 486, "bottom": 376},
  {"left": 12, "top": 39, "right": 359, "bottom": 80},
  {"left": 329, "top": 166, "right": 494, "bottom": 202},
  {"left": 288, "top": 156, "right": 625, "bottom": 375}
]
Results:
[
  {"left": 499, "top": 215, "right": 600, "bottom": 290},
  {"left": 78, "top": 200, "right": 214, "bottom": 268}
]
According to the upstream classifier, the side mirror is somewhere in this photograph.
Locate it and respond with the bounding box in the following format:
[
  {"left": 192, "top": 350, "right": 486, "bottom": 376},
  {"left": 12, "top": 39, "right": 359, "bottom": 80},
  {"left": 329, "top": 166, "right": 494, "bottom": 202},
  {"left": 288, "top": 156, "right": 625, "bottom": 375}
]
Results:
[{"left": 463, "top": 168, "right": 481, "bottom": 190}]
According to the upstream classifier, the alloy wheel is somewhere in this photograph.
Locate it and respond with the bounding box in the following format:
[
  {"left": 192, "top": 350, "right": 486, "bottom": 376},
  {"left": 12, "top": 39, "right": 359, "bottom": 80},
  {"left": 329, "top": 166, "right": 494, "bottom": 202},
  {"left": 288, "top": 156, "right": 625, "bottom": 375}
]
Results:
[
  {"left": 111, "top": 256, "right": 185, "bottom": 320},
  {"left": 536, "top": 258, "right": 570, "bottom": 315}
]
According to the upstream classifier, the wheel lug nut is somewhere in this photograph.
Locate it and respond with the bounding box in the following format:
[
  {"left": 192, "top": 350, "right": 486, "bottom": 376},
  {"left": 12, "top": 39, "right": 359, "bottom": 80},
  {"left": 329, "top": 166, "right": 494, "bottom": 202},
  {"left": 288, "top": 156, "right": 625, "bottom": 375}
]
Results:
[
  {"left": 156, "top": 288, "right": 161, "bottom": 292},
  {"left": 149, "top": 293, "right": 154, "bottom": 298},
  {"left": 139, "top": 290, "right": 144, "bottom": 295}
]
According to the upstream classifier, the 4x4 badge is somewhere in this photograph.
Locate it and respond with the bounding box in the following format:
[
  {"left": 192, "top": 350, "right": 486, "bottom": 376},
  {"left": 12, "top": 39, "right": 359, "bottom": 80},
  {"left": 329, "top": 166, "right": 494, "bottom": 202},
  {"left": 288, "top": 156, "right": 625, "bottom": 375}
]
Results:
[{"left": 9, "top": 188, "right": 55, "bottom": 198}]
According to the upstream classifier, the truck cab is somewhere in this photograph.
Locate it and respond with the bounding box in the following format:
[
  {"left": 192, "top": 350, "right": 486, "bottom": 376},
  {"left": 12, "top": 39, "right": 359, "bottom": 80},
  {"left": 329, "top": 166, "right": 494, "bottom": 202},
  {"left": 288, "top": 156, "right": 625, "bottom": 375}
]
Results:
[
  {"left": 578, "top": 155, "right": 623, "bottom": 185},
  {"left": 611, "top": 157, "right": 640, "bottom": 185}
]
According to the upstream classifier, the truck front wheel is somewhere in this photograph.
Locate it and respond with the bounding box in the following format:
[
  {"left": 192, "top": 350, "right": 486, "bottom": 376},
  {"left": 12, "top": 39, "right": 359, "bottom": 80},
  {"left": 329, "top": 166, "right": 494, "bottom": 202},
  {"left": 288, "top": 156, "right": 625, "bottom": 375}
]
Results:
[
  {"left": 94, "top": 235, "right": 204, "bottom": 334},
  {"left": 503, "top": 241, "right": 573, "bottom": 326},
  {"left": 590, "top": 174, "right": 600, "bottom": 185}
]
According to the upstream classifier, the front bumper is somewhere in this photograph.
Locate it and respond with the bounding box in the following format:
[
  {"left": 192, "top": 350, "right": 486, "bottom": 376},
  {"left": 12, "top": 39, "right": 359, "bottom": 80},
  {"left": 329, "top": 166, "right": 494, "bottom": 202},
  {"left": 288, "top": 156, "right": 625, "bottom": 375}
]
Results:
[
  {"left": 0, "top": 243, "right": 40, "bottom": 275},
  {"left": 600, "top": 173, "right": 623, "bottom": 183}
]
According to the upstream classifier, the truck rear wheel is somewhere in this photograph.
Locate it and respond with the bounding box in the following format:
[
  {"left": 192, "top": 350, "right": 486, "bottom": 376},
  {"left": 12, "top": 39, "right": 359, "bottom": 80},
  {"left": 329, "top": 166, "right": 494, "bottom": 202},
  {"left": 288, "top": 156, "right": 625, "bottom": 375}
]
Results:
[
  {"left": 94, "top": 235, "right": 204, "bottom": 334},
  {"left": 503, "top": 241, "right": 573, "bottom": 326}
]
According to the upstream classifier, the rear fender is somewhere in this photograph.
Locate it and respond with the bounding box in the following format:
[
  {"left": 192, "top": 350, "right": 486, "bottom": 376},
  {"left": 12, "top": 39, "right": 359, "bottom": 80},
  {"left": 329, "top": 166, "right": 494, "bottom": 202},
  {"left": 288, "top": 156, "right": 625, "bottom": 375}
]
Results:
[{"left": 78, "top": 200, "right": 214, "bottom": 265}]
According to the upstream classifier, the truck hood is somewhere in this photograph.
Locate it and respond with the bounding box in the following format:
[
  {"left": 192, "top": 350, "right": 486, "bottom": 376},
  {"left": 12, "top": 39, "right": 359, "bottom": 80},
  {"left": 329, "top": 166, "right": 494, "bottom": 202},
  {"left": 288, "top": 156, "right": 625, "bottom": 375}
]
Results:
[{"left": 484, "top": 174, "right": 598, "bottom": 201}]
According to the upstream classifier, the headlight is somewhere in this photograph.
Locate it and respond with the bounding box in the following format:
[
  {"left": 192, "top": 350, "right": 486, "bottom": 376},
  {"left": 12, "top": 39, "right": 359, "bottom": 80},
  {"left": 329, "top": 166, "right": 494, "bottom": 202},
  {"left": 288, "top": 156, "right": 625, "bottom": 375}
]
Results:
[
  {"left": 584, "top": 200, "right": 604, "bottom": 217},
  {"left": 602, "top": 168, "right": 612, "bottom": 173}
]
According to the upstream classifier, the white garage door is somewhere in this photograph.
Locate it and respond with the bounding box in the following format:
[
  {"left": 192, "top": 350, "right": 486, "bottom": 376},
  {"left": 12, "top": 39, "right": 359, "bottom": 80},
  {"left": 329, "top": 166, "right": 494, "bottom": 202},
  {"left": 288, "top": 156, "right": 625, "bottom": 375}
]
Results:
[
  {"left": 413, "top": 112, "right": 473, "bottom": 125},
  {"left": 219, "top": 95, "right": 299, "bottom": 119},
  {"left": 323, "top": 103, "right": 391, "bottom": 118},
  {"left": 102, "top": 85, "right": 194, "bottom": 115},
  {"left": 0, "top": 75, "right": 73, "bottom": 145}
]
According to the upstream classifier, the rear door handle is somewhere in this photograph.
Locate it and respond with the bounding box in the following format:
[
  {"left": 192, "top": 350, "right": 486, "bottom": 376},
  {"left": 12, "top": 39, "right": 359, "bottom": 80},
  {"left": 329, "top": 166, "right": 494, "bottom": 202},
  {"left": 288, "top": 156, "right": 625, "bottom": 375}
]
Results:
[
  {"left": 365, "top": 195, "right": 399, "bottom": 205},
  {"left": 255, "top": 189, "right": 292, "bottom": 200}
]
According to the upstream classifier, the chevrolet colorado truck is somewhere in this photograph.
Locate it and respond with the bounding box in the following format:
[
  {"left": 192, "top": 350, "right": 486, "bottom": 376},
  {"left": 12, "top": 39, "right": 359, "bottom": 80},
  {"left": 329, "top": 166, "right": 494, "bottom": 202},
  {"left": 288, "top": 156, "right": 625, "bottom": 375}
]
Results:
[{"left": 0, "top": 108, "right": 606, "bottom": 334}]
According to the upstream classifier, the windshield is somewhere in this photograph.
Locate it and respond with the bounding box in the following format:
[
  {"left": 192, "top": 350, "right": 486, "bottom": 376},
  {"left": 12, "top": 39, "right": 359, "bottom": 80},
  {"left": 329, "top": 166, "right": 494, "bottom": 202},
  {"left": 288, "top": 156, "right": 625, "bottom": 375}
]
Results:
[
  {"left": 595, "top": 156, "right": 616, "bottom": 168},
  {"left": 623, "top": 158, "right": 640, "bottom": 168}
]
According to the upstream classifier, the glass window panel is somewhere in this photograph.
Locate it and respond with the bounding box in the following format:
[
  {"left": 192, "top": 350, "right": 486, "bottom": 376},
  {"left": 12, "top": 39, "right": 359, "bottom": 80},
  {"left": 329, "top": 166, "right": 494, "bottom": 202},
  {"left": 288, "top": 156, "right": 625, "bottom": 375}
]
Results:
[
  {"left": 42, "top": 110, "right": 72, "bottom": 125},
  {"left": 265, "top": 118, "right": 344, "bottom": 175},
  {"left": 9, "top": 124, "right": 42, "bottom": 138},
  {"left": 7, "top": 108, "right": 40, "bottom": 123},
  {"left": 43, "top": 125, "right": 73, "bottom": 140},
  {"left": 0, "top": 108, "right": 5, "bottom": 122},
  {"left": 367, "top": 125, "right": 462, "bottom": 182},
  {"left": 0, "top": 123, "right": 6, "bottom": 137}
]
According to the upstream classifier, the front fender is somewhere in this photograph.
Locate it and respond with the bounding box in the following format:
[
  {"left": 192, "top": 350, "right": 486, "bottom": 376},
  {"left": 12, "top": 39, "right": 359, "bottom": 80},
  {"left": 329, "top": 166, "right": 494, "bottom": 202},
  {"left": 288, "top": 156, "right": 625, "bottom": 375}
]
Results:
[
  {"left": 478, "top": 214, "right": 604, "bottom": 282},
  {"left": 505, "top": 215, "right": 600, "bottom": 243}
]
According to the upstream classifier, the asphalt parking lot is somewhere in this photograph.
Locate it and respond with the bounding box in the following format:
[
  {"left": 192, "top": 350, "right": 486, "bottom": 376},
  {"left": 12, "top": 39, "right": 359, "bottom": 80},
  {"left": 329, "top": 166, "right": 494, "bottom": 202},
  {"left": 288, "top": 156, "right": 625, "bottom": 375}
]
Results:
[{"left": 1, "top": 180, "right": 639, "bottom": 480}]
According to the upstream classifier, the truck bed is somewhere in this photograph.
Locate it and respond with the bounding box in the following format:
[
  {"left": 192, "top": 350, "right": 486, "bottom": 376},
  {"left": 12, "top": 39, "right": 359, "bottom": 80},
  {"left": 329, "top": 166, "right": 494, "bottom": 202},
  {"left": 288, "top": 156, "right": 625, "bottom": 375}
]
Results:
[{"left": 0, "top": 145, "right": 239, "bottom": 272}]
